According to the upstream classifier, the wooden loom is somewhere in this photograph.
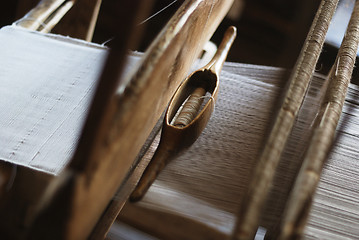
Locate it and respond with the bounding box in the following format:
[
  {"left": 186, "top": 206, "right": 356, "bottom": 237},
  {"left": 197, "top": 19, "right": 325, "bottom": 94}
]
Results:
[{"left": 0, "top": 0, "right": 358, "bottom": 239}]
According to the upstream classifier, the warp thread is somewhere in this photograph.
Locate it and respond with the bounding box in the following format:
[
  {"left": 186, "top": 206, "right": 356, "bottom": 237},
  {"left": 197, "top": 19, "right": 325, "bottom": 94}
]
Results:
[{"left": 138, "top": 0, "right": 178, "bottom": 25}]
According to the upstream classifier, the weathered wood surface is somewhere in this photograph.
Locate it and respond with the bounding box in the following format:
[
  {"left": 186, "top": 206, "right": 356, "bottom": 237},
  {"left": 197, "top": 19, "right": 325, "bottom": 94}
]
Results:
[{"left": 21, "top": 0, "right": 234, "bottom": 239}]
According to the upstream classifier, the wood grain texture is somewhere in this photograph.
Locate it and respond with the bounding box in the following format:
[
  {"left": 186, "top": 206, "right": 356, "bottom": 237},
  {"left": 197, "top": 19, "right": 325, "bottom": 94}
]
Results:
[{"left": 25, "top": 0, "right": 233, "bottom": 239}]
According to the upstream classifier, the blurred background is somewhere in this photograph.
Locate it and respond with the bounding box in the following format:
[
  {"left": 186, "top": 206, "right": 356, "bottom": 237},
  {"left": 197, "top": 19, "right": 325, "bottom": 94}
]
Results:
[
  {"left": 0, "top": 0, "right": 356, "bottom": 79},
  {"left": 0, "top": 0, "right": 332, "bottom": 67}
]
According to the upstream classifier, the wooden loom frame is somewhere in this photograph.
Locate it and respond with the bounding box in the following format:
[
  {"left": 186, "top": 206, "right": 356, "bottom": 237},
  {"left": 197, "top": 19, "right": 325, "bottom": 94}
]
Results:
[
  {"left": 0, "top": 0, "right": 234, "bottom": 239},
  {"left": 2, "top": 0, "right": 358, "bottom": 239}
]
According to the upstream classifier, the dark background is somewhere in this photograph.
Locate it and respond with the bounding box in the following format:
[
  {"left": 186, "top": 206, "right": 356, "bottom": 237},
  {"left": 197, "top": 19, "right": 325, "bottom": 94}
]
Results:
[{"left": 0, "top": 0, "right": 347, "bottom": 78}]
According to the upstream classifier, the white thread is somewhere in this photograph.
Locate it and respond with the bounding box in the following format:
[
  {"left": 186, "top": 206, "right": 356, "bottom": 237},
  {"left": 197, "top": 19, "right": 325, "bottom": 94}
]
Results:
[
  {"left": 138, "top": 0, "right": 178, "bottom": 25},
  {"left": 199, "top": 95, "right": 216, "bottom": 112},
  {"left": 335, "top": 57, "right": 340, "bottom": 76},
  {"left": 104, "top": 0, "right": 179, "bottom": 45},
  {"left": 102, "top": 37, "right": 115, "bottom": 46},
  {"left": 170, "top": 94, "right": 215, "bottom": 126}
]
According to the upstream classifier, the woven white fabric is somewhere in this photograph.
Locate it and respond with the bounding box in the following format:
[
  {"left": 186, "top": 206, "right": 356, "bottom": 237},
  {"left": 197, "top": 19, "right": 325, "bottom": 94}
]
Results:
[{"left": 0, "top": 26, "right": 109, "bottom": 174}]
